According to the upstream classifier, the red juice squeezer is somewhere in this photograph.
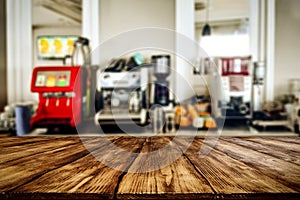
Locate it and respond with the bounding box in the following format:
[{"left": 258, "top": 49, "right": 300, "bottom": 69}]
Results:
[{"left": 30, "top": 66, "right": 82, "bottom": 129}]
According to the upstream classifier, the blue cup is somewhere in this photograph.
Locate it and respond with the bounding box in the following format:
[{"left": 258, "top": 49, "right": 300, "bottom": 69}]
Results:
[{"left": 15, "top": 105, "right": 31, "bottom": 136}]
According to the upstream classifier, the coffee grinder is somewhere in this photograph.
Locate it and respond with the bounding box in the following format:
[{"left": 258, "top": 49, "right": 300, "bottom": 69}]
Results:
[
  {"left": 152, "top": 55, "right": 171, "bottom": 106},
  {"left": 150, "top": 55, "right": 175, "bottom": 133}
]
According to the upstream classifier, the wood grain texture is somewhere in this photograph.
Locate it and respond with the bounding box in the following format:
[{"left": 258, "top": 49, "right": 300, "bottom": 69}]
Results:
[
  {"left": 213, "top": 138, "right": 300, "bottom": 192},
  {"left": 173, "top": 137, "right": 297, "bottom": 195},
  {"left": 12, "top": 137, "right": 145, "bottom": 200},
  {"left": 0, "top": 137, "right": 91, "bottom": 192},
  {"left": 0, "top": 136, "right": 53, "bottom": 147},
  {"left": 0, "top": 136, "right": 299, "bottom": 200},
  {"left": 265, "top": 136, "right": 300, "bottom": 144},
  {"left": 0, "top": 138, "right": 80, "bottom": 164},
  {"left": 117, "top": 136, "right": 214, "bottom": 199},
  {"left": 221, "top": 137, "right": 300, "bottom": 166}
]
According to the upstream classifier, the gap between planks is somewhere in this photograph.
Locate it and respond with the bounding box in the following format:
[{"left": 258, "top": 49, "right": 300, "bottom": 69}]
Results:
[
  {"left": 112, "top": 138, "right": 147, "bottom": 200},
  {"left": 172, "top": 139, "right": 217, "bottom": 194}
]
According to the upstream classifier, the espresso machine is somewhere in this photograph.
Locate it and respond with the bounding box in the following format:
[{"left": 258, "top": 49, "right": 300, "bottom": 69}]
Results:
[
  {"left": 94, "top": 59, "right": 148, "bottom": 126},
  {"left": 216, "top": 56, "right": 252, "bottom": 119},
  {"left": 30, "top": 66, "right": 82, "bottom": 128},
  {"left": 94, "top": 54, "right": 175, "bottom": 133}
]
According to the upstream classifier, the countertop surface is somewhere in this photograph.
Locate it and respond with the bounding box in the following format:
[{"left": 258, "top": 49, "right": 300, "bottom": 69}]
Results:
[{"left": 0, "top": 135, "right": 299, "bottom": 199}]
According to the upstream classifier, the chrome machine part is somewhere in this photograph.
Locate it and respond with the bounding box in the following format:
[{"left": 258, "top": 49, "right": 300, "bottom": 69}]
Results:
[{"left": 95, "top": 69, "right": 149, "bottom": 126}]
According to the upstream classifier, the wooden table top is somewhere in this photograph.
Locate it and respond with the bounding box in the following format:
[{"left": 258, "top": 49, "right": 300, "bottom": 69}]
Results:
[{"left": 0, "top": 136, "right": 299, "bottom": 199}]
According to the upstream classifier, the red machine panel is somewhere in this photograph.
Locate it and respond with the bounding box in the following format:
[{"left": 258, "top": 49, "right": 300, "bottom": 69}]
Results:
[
  {"left": 219, "top": 56, "right": 251, "bottom": 76},
  {"left": 30, "top": 66, "right": 82, "bottom": 128}
]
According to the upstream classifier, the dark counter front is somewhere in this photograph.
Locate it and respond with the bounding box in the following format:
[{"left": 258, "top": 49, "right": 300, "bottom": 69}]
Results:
[{"left": 0, "top": 136, "right": 299, "bottom": 199}]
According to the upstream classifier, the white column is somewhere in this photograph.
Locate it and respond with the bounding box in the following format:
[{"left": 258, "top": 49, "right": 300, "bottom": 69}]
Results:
[
  {"left": 6, "top": 0, "right": 33, "bottom": 103},
  {"left": 265, "top": 0, "right": 275, "bottom": 101},
  {"left": 249, "top": 0, "right": 275, "bottom": 101},
  {"left": 175, "top": 0, "right": 195, "bottom": 101},
  {"left": 249, "top": 0, "right": 259, "bottom": 62},
  {"left": 82, "top": 0, "right": 101, "bottom": 65}
]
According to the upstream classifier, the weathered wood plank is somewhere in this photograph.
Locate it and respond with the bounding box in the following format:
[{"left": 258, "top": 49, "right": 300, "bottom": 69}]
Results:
[
  {"left": 206, "top": 138, "right": 300, "bottom": 192},
  {"left": 215, "top": 193, "right": 300, "bottom": 200},
  {"left": 0, "top": 137, "right": 106, "bottom": 192},
  {"left": 0, "top": 136, "right": 54, "bottom": 147},
  {"left": 221, "top": 137, "right": 300, "bottom": 166},
  {"left": 244, "top": 137, "right": 300, "bottom": 152},
  {"left": 117, "top": 136, "right": 214, "bottom": 200},
  {"left": 173, "top": 137, "right": 297, "bottom": 195},
  {"left": 265, "top": 136, "right": 300, "bottom": 144},
  {"left": 12, "top": 137, "right": 145, "bottom": 200},
  {"left": 0, "top": 139, "right": 81, "bottom": 164}
]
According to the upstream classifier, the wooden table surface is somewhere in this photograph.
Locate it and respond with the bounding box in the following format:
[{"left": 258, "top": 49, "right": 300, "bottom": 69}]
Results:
[{"left": 0, "top": 136, "right": 299, "bottom": 199}]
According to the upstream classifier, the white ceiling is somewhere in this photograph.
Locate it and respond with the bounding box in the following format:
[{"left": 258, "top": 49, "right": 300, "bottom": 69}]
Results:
[
  {"left": 195, "top": 0, "right": 250, "bottom": 24},
  {"left": 32, "top": 0, "right": 82, "bottom": 27},
  {"left": 32, "top": 0, "right": 249, "bottom": 27}
]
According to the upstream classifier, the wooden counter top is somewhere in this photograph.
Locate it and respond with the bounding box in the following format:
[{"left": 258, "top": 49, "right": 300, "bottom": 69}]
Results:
[{"left": 0, "top": 136, "right": 299, "bottom": 199}]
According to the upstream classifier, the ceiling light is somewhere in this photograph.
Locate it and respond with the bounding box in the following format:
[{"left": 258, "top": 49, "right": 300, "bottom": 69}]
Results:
[
  {"left": 202, "top": 24, "right": 211, "bottom": 36},
  {"left": 202, "top": 0, "right": 211, "bottom": 36}
]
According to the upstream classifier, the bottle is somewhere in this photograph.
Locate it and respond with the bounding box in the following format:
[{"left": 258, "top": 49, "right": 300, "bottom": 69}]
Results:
[
  {"left": 81, "top": 38, "right": 92, "bottom": 117},
  {"left": 72, "top": 38, "right": 87, "bottom": 119},
  {"left": 72, "top": 39, "right": 86, "bottom": 66}
]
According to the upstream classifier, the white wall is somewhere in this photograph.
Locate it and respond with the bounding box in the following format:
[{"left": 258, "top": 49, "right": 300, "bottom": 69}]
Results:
[
  {"left": 99, "top": 0, "right": 175, "bottom": 43},
  {"left": 98, "top": 0, "right": 197, "bottom": 101},
  {"left": 274, "top": 0, "right": 300, "bottom": 98},
  {"left": 97, "top": 0, "right": 179, "bottom": 100}
]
